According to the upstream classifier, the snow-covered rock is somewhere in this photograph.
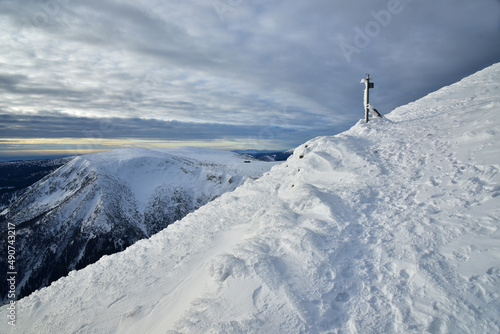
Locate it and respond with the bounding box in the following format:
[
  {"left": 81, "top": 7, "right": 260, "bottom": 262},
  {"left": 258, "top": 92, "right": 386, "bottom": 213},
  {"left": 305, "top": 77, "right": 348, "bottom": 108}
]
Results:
[
  {"left": 2, "top": 63, "right": 499, "bottom": 333},
  {"left": 0, "top": 147, "right": 275, "bottom": 302}
]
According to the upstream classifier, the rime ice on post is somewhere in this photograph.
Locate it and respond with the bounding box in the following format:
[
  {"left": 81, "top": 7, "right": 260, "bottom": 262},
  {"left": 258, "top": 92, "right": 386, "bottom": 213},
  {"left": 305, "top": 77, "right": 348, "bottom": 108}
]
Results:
[{"left": 360, "top": 74, "right": 382, "bottom": 123}]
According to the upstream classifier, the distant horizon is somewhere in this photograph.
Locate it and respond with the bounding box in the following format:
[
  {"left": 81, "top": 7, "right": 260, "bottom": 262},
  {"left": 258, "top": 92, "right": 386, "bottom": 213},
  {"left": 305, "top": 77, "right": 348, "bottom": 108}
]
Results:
[
  {"left": 0, "top": 146, "right": 294, "bottom": 163},
  {"left": 0, "top": 153, "right": 77, "bottom": 163},
  {"left": 2, "top": 61, "right": 499, "bottom": 162}
]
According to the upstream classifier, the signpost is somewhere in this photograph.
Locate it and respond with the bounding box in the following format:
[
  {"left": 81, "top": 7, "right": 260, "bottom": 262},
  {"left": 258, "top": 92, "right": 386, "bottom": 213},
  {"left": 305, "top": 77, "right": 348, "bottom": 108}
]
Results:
[{"left": 360, "top": 74, "right": 381, "bottom": 123}]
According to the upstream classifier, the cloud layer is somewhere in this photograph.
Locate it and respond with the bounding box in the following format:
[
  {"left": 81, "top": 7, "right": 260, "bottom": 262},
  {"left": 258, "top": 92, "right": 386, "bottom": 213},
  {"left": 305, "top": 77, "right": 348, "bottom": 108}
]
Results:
[{"left": 1, "top": 0, "right": 499, "bottom": 156}]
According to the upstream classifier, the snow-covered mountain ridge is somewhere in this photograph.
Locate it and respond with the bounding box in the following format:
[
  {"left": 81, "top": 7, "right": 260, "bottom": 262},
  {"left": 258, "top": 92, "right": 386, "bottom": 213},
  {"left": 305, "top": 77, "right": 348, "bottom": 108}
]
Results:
[
  {"left": 0, "top": 147, "right": 275, "bottom": 302},
  {"left": 2, "top": 63, "right": 500, "bottom": 333}
]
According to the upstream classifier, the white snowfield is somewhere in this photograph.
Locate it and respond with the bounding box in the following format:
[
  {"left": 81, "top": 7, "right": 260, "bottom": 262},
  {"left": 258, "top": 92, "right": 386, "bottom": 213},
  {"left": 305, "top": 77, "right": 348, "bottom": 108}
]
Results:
[{"left": 2, "top": 63, "right": 500, "bottom": 333}]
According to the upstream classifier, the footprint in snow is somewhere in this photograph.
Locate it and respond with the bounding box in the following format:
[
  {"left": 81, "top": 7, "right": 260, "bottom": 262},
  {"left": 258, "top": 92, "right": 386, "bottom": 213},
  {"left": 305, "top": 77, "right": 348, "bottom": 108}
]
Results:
[{"left": 335, "top": 292, "right": 350, "bottom": 303}]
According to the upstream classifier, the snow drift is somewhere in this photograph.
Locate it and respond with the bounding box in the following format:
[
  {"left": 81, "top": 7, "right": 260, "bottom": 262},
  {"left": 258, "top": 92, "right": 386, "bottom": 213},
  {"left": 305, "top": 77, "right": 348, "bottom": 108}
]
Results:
[{"left": 2, "top": 63, "right": 499, "bottom": 333}]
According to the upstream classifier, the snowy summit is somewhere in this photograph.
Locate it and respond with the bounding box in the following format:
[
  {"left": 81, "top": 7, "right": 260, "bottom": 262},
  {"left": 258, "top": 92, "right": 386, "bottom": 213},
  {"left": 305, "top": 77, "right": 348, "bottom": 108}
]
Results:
[
  {"left": 2, "top": 63, "right": 500, "bottom": 333},
  {"left": 0, "top": 147, "right": 275, "bottom": 302}
]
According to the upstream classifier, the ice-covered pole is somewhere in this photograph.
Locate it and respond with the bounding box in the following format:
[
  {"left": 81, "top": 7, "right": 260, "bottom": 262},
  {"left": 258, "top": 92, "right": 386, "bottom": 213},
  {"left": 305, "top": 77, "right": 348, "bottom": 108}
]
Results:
[{"left": 360, "top": 74, "right": 373, "bottom": 123}]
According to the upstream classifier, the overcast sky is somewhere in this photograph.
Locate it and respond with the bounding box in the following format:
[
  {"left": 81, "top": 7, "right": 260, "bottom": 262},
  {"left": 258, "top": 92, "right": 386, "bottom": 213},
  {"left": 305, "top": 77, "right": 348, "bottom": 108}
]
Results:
[{"left": 1, "top": 0, "right": 499, "bottom": 158}]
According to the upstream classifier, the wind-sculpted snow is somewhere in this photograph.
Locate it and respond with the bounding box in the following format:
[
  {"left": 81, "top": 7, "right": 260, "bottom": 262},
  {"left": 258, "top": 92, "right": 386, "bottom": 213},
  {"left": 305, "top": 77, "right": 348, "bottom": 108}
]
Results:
[
  {"left": 0, "top": 147, "right": 274, "bottom": 303},
  {"left": 2, "top": 63, "right": 500, "bottom": 333}
]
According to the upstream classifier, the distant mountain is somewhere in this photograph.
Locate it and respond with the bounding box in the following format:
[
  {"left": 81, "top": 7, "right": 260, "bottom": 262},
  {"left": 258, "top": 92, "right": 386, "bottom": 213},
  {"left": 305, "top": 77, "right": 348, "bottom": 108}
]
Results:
[
  {"left": 232, "top": 149, "right": 292, "bottom": 161},
  {"left": 0, "top": 147, "right": 276, "bottom": 303},
  {"left": 0, "top": 157, "right": 73, "bottom": 210}
]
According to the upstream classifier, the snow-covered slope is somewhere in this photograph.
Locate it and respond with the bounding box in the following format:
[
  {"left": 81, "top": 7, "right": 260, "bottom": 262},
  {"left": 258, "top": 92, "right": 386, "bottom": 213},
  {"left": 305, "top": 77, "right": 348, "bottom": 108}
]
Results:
[
  {"left": 3, "top": 63, "right": 500, "bottom": 333},
  {"left": 0, "top": 147, "right": 275, "bottom": 302}
]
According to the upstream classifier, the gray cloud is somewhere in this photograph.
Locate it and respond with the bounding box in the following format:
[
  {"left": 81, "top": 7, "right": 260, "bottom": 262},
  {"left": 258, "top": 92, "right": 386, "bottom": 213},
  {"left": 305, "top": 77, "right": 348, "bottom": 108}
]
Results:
[
  {"left": 0, "top": 111, "right": 323, "bottom": 149},
  {"left": 0, "top": 0, "right": 499, "bottom": 154}
]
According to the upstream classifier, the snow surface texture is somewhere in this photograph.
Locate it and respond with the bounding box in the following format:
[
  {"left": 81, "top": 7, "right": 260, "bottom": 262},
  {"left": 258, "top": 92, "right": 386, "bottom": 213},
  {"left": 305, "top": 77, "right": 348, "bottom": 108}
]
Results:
[
  {"left": 2, "top": 63, "right": 500, "bottom": 333},
  {"left": 0, "top": 147, "right": 275, "bottom": 302}
]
